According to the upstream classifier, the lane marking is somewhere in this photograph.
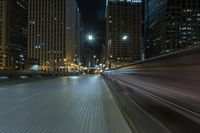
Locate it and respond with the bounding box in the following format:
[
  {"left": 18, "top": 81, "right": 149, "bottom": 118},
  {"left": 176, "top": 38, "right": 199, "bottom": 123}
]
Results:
[
  {"left": 0, "top": 84, "right": 27, "bottom": 91},
  {"left": 18, "top": 92, "right": 44, "bottom": 102}
]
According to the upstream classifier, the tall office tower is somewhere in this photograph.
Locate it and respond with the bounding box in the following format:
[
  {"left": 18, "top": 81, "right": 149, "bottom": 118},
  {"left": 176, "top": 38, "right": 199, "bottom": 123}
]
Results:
[
  {"left": 106, "top": 0, "right": 142, "bottom": 67},
  {"left": 28, "top": 0, "right": 81, "bottom": 72},
  {"left": 0, "top": 0, "right": 28, "bottom": 70},
  {"left": 144, "top": 0, "right": 200, "bottom": 59}
]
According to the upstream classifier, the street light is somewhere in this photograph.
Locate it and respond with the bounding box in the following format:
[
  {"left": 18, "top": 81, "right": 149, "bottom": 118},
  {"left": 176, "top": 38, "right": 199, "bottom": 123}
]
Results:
[
  {"left": 109, "top": 55, "right": 113, "bottom": 69},
  {"left": 64, "top": 58, "right": 69, "bottom": 73},
  {"left": 86, "top": 34, "right": 95, "bottom": 71},
  {"left": 122, "top": 35, "right": 128, "bottom": 40},
  {"left": 88, "top": 35, "right": 94, "bottom": 41}
]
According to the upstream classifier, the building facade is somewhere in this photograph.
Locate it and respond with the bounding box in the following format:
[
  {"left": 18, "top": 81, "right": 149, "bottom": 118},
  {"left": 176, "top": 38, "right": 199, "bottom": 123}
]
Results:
[
  {"left": 106, "top": 0, "right": 142, "bottom": 68},
  {"left": 144, "top": 0, "right": 200, "bottom": 59},
  {"left": 28, "top": 0, "right": 81, "bottom": 72},
  {"left": 0, "top": 0, "right": 28, "bottom": 70}
]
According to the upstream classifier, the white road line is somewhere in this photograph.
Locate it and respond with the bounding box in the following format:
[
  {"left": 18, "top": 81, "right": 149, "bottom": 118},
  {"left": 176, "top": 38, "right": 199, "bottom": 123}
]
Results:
[{"left": 18, "top": 92, "right": 44, "bottom": 102}]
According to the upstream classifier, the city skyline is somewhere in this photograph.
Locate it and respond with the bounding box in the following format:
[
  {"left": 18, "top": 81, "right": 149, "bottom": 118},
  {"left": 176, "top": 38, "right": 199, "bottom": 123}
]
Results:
[{"left": 0, "top": 0, "right": 200, "bottom": 70}]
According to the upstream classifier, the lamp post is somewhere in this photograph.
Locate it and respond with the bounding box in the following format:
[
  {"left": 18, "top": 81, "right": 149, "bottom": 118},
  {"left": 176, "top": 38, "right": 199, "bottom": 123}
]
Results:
[
  {"left": 109, "top": 35, "right": 128, "bottom": 69},
  {"left": 109, "top": 55, "right": 113, "bottom": 69},
  {"left": 87, "top": 34, "right": 95, "bottom": 71},
  {"left": 122, "top": 35, "right": 128, "bottom": 65},
  {"left": 108, "top": 38, "right": 112, "bottom": 69},
  {"left": 64, "top": 58, "right": 69, "bottom": 73}
]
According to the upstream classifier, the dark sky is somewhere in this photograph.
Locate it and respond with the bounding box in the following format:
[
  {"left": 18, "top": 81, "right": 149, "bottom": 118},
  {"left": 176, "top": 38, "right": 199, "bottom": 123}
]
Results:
[{"left": 77, "top": 0, "right": 106, "bottom": 54}]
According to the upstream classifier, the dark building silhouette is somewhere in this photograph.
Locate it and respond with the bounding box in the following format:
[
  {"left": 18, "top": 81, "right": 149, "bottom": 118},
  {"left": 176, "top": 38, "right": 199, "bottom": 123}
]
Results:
[
  {"left": 0, "top": 0, "right": 28, "bottom": 70},
  {"left": 106, "top": 0, "right": 142, "bottom": 68},
  {"left": 144, "top": 0, "right": 200, "bottom": 59}
]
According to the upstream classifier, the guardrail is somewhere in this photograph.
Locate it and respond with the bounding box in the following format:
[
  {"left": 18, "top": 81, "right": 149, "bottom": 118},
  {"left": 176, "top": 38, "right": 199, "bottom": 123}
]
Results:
[
  {"left": 107, "top": 47, "right": 200, "bottom": 79},
  {"left": 115, "top": 46, "right": 200, "bottom": 70}
]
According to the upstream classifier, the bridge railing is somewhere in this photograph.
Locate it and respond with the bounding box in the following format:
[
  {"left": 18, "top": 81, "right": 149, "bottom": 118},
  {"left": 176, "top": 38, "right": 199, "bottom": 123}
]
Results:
[
  {"left": 114, "top": 46, "right": 200, "bottom": 70},
  {"left": 106, "top": 47, "right": 200, "bottom": 79}
]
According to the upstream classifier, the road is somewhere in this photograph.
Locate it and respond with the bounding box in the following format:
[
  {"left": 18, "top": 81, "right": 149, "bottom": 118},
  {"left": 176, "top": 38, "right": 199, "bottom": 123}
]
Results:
[{"left": 0, "top": 76, "right": 131, "bottom": 133}]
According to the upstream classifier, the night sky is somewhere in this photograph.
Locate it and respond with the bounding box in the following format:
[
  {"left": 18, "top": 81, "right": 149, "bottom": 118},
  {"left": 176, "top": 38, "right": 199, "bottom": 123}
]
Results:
[{"left": 77, "top": 0, "right": 106, "bottom": 56}]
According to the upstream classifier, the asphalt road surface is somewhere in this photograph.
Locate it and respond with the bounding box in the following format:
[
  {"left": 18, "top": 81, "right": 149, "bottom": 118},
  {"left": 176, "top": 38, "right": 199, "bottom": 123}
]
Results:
[{"left": 0, "top": 76, "right": 131, "bottom": 133}]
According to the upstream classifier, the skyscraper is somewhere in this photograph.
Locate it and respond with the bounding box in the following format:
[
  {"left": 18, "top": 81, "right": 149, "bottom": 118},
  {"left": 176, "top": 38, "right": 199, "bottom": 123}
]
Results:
[
  {"left": 144, "top": 0, "right": 200, "bottom": 59},
  {"left": 106, "top": 0, "right": 142, "bottom": 68},
  {"left": 0, "top": 0, "right": 28, "bottom": 70},
  {"left": 28, "top": 0, "right": 81, "bottom": 72}
]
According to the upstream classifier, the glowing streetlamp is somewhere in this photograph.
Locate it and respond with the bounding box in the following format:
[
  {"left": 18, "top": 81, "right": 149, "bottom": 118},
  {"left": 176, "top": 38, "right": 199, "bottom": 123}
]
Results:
[
  {"left": 122, "top": 35, "right": 128, "bottom": 40},
  {"left": 88, "top": 35, "right": 94, "bottom": 41}
]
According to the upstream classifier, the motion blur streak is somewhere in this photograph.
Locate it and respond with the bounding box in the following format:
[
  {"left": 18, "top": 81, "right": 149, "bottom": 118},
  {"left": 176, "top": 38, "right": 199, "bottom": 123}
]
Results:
[{"left": 103, "top": 47, "right": 200, "bottom": 133}]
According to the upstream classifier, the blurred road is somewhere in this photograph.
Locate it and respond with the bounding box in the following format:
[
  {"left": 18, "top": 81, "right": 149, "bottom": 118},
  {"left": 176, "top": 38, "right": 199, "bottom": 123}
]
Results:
[{"left": 0, "top": 76, "right": 131, "bottom": 133}]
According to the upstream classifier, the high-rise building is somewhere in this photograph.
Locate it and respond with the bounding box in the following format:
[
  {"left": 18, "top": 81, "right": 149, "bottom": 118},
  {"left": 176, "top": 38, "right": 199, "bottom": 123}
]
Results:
[
  {"left": 0, "top": 0, "right": 28, "bottom": 70},
  {"left": 144, "top": 0, "right": 200, "bottom": 59},
  {"left": 28, "top": 0, "right": 81, "bottom": 72},
  {"left": 106, "top": 0, "right": 142, "bottom": 68}
]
